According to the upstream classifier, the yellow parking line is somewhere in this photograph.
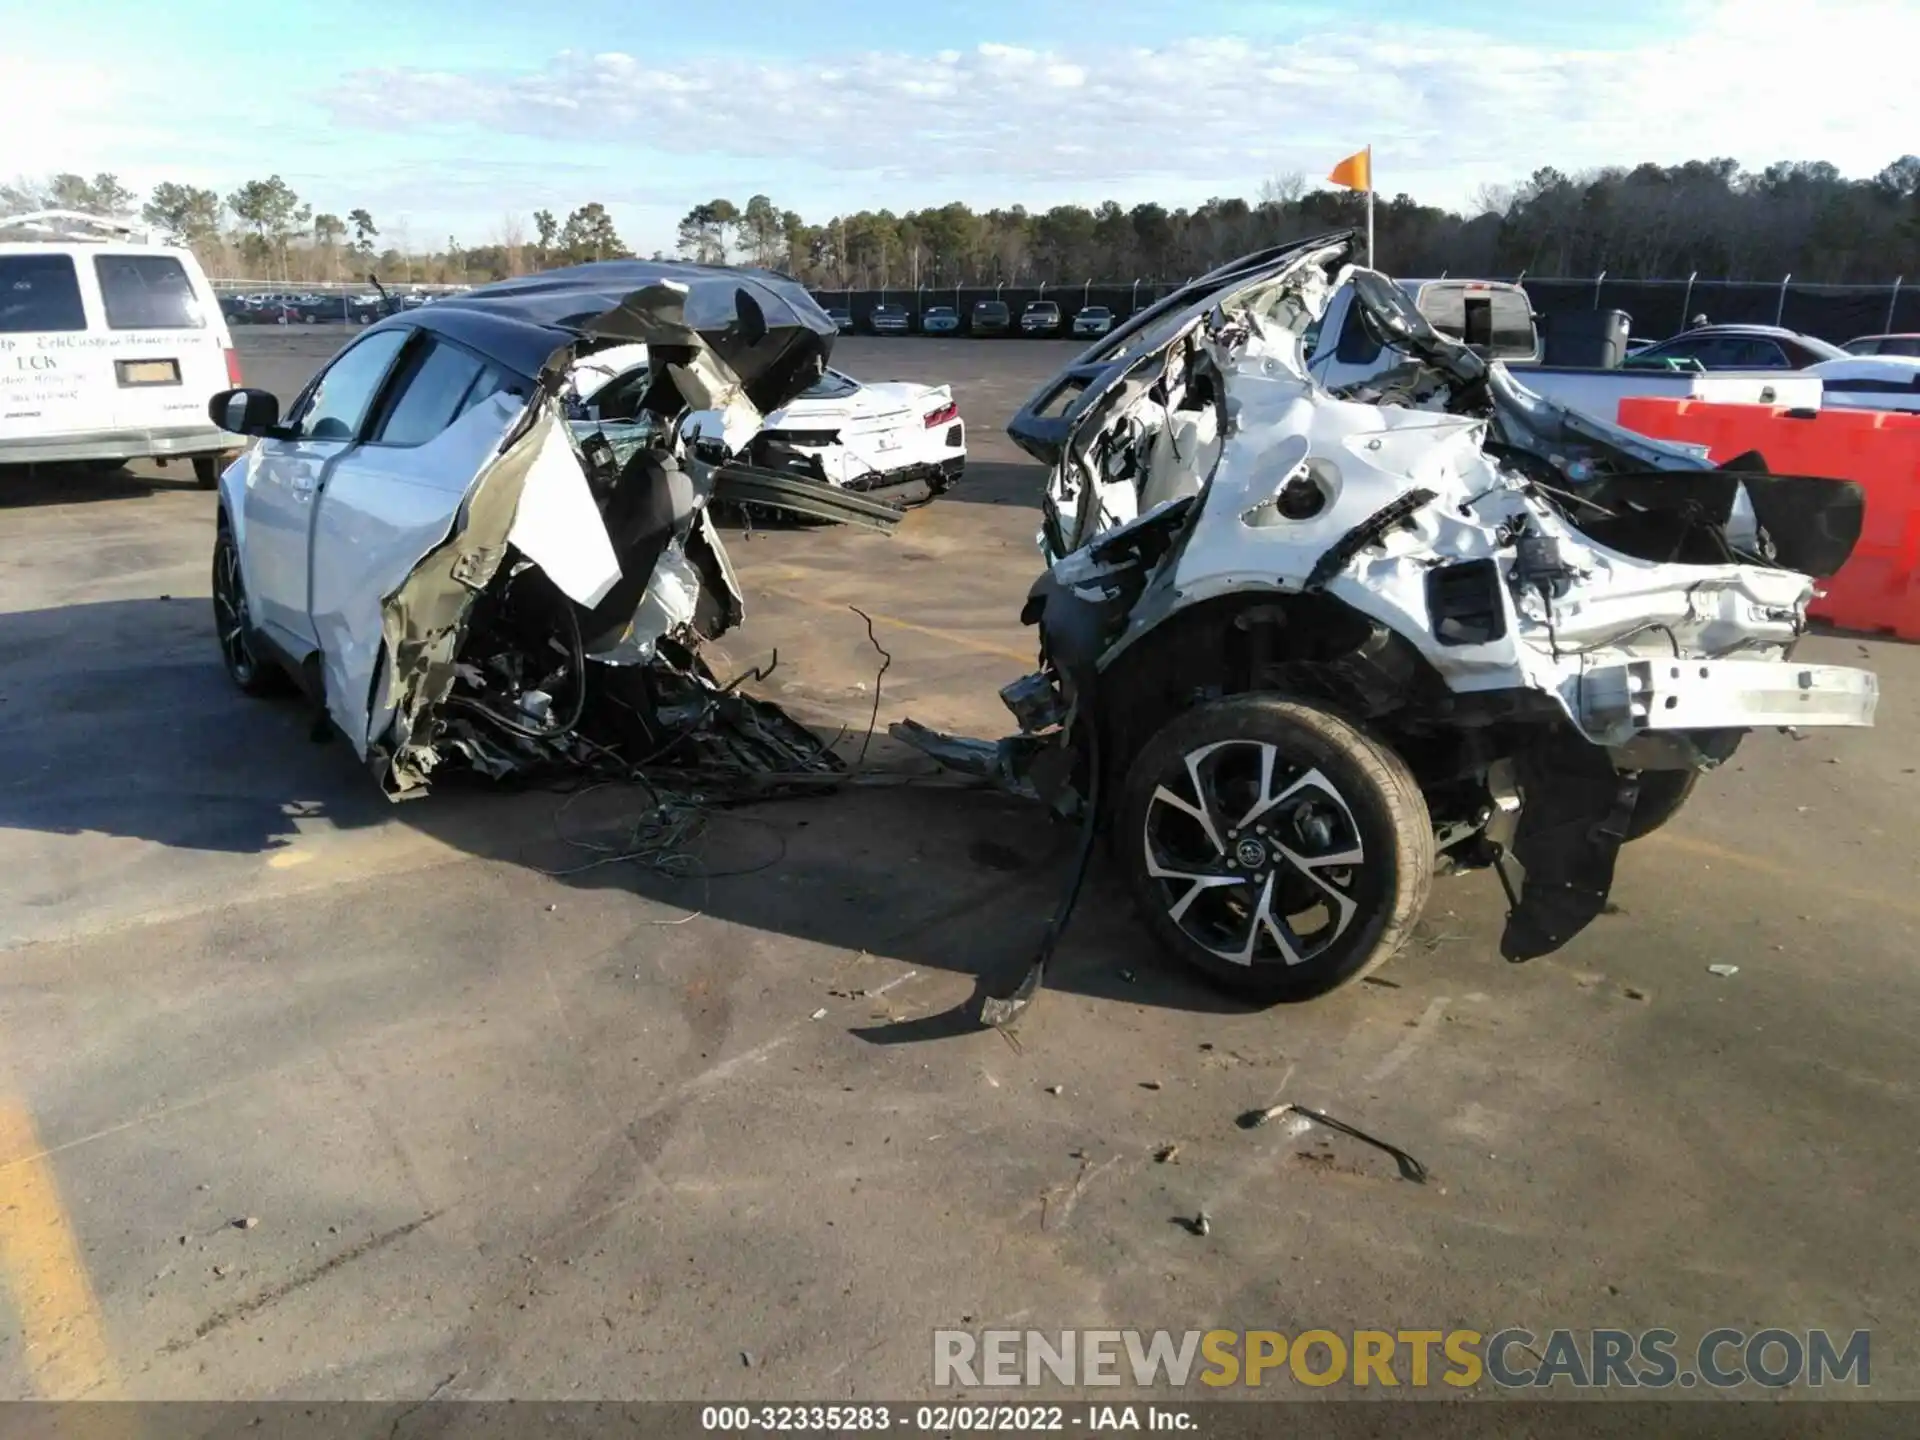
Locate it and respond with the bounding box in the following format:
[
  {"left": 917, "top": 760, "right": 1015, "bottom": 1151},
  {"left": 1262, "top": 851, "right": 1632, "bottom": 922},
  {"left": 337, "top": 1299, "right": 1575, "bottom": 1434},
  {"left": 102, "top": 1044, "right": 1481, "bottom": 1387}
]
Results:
[{"left": 0, "top": 1102, "right": 118, "bottom": 1399}]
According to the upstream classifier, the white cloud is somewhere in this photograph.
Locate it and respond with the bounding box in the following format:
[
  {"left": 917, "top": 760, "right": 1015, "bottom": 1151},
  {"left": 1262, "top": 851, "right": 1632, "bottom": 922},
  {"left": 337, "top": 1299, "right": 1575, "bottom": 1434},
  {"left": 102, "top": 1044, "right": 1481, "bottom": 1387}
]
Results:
[{"left": 320, "top": 1, "right": 1918, "bottom": 209}]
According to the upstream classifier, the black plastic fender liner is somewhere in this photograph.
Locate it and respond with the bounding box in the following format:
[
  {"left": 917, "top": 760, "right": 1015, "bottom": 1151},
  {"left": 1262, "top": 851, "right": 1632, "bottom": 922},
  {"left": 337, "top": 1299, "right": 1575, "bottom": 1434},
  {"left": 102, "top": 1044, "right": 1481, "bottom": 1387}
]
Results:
[
  {"left": 1497, "top": 735, "right": 1640, "bottom": 962},
  {"left": 708, "top": 463, "right": 904, "bottom": 532},
  {"left": 1576, "top": 469, "right": 1865, "bottom": 578}
]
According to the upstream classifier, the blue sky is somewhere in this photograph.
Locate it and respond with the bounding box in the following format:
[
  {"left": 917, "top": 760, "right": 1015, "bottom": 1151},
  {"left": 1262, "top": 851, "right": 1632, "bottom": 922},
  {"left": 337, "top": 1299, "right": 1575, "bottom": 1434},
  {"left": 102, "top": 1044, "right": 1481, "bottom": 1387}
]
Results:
[{"left": 6, "top": 0, "right": 1914, "bottom": 255}]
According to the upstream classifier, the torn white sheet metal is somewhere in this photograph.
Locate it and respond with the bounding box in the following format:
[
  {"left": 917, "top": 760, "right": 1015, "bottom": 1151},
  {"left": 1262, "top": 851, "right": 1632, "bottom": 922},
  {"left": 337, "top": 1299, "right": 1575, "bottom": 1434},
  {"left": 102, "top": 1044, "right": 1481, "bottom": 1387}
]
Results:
[
  {"left": 588, "top": 542, "right": 702, "bottom": 665},
  {"left": 505, "top": 418, "right": 623, "bottom": 608},
  {"left": 317, "top": 389, "right": 526, "bottom": 753},
  {"left": 1023, "top": 251, "right": 1876, "bottom": 745}
]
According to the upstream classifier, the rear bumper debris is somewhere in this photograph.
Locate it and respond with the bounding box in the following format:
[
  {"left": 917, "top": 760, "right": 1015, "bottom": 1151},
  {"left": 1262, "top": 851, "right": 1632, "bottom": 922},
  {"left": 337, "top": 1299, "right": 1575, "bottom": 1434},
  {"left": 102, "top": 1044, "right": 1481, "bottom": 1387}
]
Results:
[{"left": 1578, "top": 659, "right": 1878, "bottom": 741}]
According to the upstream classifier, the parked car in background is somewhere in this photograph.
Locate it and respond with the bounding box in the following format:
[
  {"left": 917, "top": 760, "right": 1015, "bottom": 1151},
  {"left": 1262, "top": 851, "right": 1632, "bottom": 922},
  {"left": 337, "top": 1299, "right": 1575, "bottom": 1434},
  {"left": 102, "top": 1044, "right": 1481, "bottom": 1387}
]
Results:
[
  {"left": 1071, "top": 305, "right": 1114, "bottom": 337},
  {"left": 291, "top": 294, "right": 352, "bottom": 324},
  {"left": 1805, "top": 355, "right": 1920, "bottom": 412},
  {"left": 0, "top": 227, "right": 241, "bottom": 485},
  {"left": 921, "top": 305, "right": 960, "bottom": 334},
  {"left": 1021, "top": 300, "right": 1061, "bottom": 336},
  {"left": 1843, "top": 333, "right": 1920, "bottom": 358},
  {"left": 1623, "top": 324, "right": 1845, "bottom": 370},
  {"left": 754, "top": 366, "right": 964, "bottom": 501},
  {"left": 825, "top": 306, "right": 853, "bottom": 333},
  {"left": 971, "top": 299, "right": 1011, "bottom": 336},
  {"left": 870, "top": 303, "right": 909, "bottom": 335}
]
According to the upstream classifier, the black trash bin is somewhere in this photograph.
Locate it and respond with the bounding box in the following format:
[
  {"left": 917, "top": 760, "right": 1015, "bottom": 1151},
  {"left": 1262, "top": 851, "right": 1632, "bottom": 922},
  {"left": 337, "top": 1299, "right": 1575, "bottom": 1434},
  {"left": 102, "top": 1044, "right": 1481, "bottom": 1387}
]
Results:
[{"left": 1542, "top": 309, "right": 1632, "bottom": 367}]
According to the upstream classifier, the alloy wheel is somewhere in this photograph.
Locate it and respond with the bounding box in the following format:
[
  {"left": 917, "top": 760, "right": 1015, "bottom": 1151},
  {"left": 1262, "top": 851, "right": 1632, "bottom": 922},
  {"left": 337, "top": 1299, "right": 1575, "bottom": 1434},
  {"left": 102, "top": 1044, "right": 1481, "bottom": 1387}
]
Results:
[{"left": 1141, "top": 738, "right": 1367, "bottom": 967}]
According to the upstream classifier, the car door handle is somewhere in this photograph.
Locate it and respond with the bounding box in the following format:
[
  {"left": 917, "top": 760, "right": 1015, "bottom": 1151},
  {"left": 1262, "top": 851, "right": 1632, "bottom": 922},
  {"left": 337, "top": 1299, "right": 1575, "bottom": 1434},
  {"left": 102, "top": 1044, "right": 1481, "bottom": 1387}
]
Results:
[{"left": 292, "top": 473, "right": 317, "bottom": 499}]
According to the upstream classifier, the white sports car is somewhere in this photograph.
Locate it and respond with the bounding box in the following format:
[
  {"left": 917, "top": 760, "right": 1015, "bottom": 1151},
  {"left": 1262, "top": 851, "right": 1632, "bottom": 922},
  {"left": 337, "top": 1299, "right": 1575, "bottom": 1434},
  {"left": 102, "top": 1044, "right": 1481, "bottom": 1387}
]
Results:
[
  {"left": 576, "top": 348, "right": 965, "bottom": 503},
  {"left": 1806, "top": 355, "right": 1920, "bottom": 412}
]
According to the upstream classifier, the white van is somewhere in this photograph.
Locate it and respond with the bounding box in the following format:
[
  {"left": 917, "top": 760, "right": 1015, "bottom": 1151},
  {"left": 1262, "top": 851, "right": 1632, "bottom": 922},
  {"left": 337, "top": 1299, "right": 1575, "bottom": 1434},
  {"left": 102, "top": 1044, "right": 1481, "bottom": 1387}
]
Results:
[{"left": 0, "top": 221, "right": 241, "bottom": 486}]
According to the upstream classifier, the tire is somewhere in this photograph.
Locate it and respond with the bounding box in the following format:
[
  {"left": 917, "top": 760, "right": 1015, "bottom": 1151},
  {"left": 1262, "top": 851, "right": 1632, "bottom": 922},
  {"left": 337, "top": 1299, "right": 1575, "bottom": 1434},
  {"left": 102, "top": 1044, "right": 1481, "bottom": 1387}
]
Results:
[
  {"left": 212, "top": 518, "right": 284, "bottom": 696},
  {"left": 1625, "top": 769, "right": 1699, "bottom": 842},
  {"left": 192, "top": 455, "right": 223, "bottom": 489},
  {"left": 1117, "top": 696, "right": 1434, "bottom": 1002}
]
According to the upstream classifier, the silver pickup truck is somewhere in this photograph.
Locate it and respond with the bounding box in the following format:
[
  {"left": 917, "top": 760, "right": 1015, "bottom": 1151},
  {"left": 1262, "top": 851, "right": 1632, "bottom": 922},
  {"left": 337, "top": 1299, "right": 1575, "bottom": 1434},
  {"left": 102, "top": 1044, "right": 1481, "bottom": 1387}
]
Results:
[{"left": 1304, "top": 278, "right": 1822, "bottom": 421}]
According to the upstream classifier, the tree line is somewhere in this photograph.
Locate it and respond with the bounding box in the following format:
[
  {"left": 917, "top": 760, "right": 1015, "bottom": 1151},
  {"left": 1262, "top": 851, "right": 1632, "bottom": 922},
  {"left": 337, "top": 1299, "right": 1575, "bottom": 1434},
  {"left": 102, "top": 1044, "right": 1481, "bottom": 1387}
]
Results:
[
  {"left": 4, "top": 157, "right": 1917, "bottom": 288},
  {"left": 0, "top": 173, "right": 628, "bottom": 286}
]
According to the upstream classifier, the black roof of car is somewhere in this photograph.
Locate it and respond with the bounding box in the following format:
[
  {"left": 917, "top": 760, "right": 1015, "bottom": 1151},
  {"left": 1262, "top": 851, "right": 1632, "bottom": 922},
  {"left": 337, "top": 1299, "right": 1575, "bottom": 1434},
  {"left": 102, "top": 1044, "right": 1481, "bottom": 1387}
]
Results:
[{"left": 366, "top": 260, "right": 836, "bottom": 408}]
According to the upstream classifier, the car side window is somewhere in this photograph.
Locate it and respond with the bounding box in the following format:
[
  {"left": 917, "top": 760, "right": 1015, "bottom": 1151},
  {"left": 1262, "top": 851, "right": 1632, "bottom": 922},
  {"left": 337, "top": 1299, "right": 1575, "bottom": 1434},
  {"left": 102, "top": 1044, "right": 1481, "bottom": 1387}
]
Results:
[
  {"left": 1748, "top": 340, "right": 1791, "bottom": 368},
  {"left": 369, "top": 338, "right": 503, "bottom": 447},
  {"left": 290, "top": 329, "right": 411, "bottom": 441}
]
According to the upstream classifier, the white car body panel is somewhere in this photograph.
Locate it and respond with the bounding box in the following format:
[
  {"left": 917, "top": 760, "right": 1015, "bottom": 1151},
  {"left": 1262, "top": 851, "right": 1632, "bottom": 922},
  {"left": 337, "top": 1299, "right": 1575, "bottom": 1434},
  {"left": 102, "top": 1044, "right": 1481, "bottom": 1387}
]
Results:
[
  {"left": 307, "top": 391, "right": 523, "bottom": 751},
  {"left": 503, "top": 418, "right": 624, "bottom": 607}
]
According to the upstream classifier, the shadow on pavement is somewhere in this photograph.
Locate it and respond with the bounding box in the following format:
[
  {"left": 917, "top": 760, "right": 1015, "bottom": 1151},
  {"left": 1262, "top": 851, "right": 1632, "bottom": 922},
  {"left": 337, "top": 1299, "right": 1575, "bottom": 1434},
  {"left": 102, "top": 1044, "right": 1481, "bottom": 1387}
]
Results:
[{"left": 0, "top": 596, "right": 1248, "bottom": 1027}]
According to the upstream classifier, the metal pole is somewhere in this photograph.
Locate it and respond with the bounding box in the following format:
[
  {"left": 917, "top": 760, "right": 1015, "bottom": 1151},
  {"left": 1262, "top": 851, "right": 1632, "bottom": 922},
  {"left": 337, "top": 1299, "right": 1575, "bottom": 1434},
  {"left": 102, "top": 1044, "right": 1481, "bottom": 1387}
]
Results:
[
  {"left": 1132, "top": 278, "right": 1140, "bottom": 313},
  {"left": 1593, "top": 270, "right": 1607, "bottom": 309},
  {"left": 1084, "top": 278, "right": 1091, "bottom": 307},
  {"left": 1885, "top": 276, "right": 1903, "bottom": 333},
  {"left": 1365, "top": 145, "right": 1374, "bottom": 267},
  {"left": 1776, "top": 272, "right": 1791, "bottom": 326},
  {"left": 1680, "top": 271, "right": 1696, "bottom": 333}
]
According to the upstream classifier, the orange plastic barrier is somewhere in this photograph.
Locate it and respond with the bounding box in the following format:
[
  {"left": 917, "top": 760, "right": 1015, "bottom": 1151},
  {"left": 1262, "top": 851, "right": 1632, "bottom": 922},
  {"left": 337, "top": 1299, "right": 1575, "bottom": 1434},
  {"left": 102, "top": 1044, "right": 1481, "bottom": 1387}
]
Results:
[{"left": 1615, "top": 396, "right": 1920, "bottom": 640}]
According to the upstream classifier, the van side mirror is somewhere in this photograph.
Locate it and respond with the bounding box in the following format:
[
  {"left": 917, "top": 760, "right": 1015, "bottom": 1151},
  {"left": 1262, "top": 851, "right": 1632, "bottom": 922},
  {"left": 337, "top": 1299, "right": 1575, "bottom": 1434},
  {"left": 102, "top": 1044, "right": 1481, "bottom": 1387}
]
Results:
[{"left": 210, "top": 388, "right": 281, "bottom": 436}]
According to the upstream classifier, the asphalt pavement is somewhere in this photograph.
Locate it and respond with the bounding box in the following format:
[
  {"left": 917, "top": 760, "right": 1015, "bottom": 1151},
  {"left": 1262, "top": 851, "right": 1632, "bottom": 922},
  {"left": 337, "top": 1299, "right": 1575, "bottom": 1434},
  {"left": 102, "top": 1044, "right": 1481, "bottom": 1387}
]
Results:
[{"left": 0, "top": 328, "right": 1916, "bottom": 1402}]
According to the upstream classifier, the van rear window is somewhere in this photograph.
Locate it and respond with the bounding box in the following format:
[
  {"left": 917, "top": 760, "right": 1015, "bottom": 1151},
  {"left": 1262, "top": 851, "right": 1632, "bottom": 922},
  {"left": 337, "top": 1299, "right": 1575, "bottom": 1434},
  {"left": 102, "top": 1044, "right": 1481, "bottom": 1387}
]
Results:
[
  {"left": 0, "top": 254, "right": 87, "bottom": 333},
  {"left": 93, "top": 255, "right": 206, "bottom": 330},
  {"left": 1415, "top": 283, "right": 1535, "bottom": 358}
]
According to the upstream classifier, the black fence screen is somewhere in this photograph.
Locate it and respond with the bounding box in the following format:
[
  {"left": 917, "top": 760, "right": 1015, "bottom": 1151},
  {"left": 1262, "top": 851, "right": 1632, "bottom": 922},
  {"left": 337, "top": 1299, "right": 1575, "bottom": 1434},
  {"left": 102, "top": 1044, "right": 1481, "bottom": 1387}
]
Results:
[{"left": 808, "top": 280, "right": 1917, "bottom": 345}]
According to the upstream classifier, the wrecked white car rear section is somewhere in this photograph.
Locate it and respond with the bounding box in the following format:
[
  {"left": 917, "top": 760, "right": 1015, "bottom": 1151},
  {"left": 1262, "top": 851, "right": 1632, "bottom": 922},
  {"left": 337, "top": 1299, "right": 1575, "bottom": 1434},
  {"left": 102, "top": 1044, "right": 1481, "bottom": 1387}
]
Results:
[{"left": 916, "top": 231, "right": 1876, "bottom": 1013}]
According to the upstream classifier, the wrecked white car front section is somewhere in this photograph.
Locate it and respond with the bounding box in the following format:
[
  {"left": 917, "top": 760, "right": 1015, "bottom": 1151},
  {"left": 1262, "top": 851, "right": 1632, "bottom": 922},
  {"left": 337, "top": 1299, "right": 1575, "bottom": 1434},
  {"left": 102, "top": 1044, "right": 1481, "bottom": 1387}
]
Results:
[
  {"left": 348, "top": 269, "right": 902, "bottom": 799},
  {"left": 920, "top": 231, "right": 1875, "bottom": 997}
]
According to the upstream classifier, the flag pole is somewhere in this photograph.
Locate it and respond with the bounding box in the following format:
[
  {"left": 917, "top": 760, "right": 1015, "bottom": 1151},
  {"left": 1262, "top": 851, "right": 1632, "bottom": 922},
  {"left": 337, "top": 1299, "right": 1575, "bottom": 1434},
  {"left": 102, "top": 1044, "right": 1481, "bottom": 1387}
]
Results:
[{"left": 1365, "top": 145, "right": 1375, "bottom": 267}]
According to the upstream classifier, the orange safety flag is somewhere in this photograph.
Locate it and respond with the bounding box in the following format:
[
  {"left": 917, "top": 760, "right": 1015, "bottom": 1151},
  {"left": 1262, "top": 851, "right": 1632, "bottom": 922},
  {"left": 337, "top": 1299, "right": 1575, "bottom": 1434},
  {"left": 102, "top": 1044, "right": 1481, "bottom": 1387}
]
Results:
[{"left": 1328, "top": 148, "right": 1371, "bottom": 192}]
